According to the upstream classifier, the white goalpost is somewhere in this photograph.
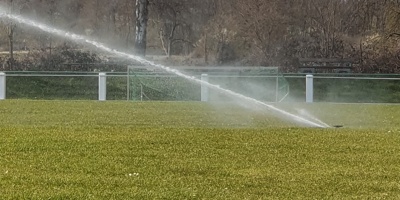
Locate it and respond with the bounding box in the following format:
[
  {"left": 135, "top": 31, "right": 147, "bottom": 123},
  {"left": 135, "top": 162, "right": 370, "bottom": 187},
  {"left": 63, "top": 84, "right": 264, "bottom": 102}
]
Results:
[{"left": 127, "top": 66, "right": 289, "bottom": 102}]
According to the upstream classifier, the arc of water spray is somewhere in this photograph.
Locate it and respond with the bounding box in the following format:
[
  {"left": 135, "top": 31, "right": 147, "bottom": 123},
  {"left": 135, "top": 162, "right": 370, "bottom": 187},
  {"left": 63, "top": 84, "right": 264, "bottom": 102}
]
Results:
[{"left": 0, "top": 10, "right": 329, "bottom": 128}]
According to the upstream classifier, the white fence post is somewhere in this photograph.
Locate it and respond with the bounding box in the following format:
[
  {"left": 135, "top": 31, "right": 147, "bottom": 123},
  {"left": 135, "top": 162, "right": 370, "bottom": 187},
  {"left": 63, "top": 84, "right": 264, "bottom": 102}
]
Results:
[
  {"left": 99, "top": 73, "right": 107, "bottom": 101},
  {"left": 0, "top": 72, "right": 5, "bottom": 100},
  {"left": 201, "top": 74, "right": 209, "bottom": 102},
  {"left": 306, "top": 74, "right": 313, "bottom": 103}
]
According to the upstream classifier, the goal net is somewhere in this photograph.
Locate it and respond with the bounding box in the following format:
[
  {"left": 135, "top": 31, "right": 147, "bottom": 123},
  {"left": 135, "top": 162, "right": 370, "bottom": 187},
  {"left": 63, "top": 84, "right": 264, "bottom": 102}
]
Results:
[{"left": 127, "top": 66, "right": 289, "bottom": 102}]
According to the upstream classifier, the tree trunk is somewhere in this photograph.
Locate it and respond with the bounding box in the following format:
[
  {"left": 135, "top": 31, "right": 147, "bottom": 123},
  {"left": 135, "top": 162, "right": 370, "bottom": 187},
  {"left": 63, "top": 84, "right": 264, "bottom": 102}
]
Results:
[
  {"left": 167, "top": 39, "right": 172, "bottom": 57},
  {"left": 134, "top": 0, "right": 149, "bottom": 56},
  {"left": 167, "top": 21, "right": 177, "bottom": 57},
  {"left": 8, "top": 27, "right": 14, "bottom": 69},
  {"left": 8, "top": 0, "right": 14, "bottom": 70},
  {"left": 49, "top": 36, "right": 52, "bottom": 56},
  {"left": 204, "top": 33, "right": 208, "bottom": 64}
]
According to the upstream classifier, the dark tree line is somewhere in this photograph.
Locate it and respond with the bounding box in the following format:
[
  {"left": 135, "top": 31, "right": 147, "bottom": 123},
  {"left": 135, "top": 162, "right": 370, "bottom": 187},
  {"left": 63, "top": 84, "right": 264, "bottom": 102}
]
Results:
[{"left": 0, "top": 0, "right": 400, "bottom": 73}]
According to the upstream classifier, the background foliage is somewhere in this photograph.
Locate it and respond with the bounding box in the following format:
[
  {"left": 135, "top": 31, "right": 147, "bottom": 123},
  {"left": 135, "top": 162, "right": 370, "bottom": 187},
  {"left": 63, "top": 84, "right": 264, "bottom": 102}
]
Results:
[{"left": 0, "top": 0, "right": 399, "bottom": 72}]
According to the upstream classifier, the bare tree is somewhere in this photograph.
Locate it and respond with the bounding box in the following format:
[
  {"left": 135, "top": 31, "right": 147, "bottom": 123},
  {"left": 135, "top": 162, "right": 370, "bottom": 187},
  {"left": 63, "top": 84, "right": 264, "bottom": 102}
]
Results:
[
  {"left": 230, "top": 0, "right": 288, "bottom": 65},
  {"left": 7, "top": 0, "right": 15, "bottom": 69},
  {"left": 150, "top": 1, "right": 185, "bottom": 57},
  {"left": 386, "top": 1, "right": 400, "bottom": 38},
  {"left": 134, "top": 0, "right": 149, "bottom": 56}
]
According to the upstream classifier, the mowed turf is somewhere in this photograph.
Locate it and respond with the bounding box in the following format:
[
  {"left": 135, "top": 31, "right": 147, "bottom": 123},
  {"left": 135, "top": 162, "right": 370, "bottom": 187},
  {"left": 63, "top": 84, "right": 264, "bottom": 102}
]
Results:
[{"left": 1, "top": 100, "right": 400, "bottom": 199}]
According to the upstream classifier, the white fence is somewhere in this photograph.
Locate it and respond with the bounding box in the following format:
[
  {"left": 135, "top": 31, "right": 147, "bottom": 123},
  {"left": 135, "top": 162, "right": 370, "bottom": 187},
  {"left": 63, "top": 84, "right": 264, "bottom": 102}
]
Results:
[
  {"left": 0, "top": 72, "right": 285, "bottom": 102},
  {"left": 0, "top": 71, "right": 287, "bottom": 102},
  {"left": 0, "top": 72, "right": 120, "bottom": 101},
  {"left": 0, "top": 72, "right": 5, "bottom": 100},
  {"left": 1, "top": 72, "right": 399, "bottom": 103},
  {"left": 284, "top": 74, "right": 400, "bottom": 103}
]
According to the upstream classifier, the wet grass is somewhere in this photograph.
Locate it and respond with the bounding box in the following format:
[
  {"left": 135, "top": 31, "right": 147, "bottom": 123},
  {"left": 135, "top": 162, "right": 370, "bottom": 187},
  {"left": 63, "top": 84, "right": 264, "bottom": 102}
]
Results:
[{"left": 1, "top": 100, "right": 400, "bottom": 199}]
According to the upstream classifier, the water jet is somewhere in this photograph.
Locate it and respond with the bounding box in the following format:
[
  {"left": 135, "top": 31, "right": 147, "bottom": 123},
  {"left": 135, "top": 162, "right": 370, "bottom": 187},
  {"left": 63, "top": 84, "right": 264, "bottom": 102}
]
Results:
[{"left": 0, "top": 10, "right": 329, "bottom": 128}]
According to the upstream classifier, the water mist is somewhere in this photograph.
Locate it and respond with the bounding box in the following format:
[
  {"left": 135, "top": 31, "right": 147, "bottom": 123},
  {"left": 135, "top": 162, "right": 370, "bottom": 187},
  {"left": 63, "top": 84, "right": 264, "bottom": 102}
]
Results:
[{"left": 0, "top": 9, "right": 329, "bottom": 128}]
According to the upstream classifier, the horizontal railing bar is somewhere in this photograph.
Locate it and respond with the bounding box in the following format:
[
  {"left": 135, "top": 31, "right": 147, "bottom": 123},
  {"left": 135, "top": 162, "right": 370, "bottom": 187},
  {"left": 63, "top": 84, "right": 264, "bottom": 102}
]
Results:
[
  {"left": 314, "top": 76, "right": 400, "bottom": 80},
  {"left": 283, "top": 76, "right": 400, "bottom": 80},
  {"left": 6, "top": 74, "right": 100, "bottom": 77},
  {"left": 3, "top": 74, "right": 283, "bottom": 78},
  {"left": 3, "top": 72, "right": 400, "bottom": 80}
]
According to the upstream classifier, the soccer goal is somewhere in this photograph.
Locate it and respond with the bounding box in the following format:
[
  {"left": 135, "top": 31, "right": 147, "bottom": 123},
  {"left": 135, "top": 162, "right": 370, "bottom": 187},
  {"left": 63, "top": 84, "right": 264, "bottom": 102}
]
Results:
[{"left": 127, "top": 66, "right": 289, "bottom": 102}]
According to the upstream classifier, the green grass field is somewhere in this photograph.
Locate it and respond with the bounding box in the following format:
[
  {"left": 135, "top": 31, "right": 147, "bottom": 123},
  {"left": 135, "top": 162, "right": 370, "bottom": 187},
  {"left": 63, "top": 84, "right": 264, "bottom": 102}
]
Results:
[{"left": 1, "top": 100, "right": 400, "bottom": 199}]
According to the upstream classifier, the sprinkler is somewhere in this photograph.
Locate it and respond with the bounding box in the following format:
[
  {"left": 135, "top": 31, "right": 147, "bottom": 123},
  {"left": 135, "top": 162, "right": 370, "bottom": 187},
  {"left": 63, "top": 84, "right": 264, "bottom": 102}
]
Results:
[
  {"left": 0, "top": 10, "right": 330, "bottom": 128},
  {"left": 333, "top": 125, "right": 344, "bottom": 128}
]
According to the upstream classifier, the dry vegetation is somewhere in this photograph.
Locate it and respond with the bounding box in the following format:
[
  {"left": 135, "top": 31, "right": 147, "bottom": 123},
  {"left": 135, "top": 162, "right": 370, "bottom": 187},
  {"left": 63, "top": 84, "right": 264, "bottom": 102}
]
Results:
[{"left": 0, "top": 0, "right": 400, "bottom": 72}]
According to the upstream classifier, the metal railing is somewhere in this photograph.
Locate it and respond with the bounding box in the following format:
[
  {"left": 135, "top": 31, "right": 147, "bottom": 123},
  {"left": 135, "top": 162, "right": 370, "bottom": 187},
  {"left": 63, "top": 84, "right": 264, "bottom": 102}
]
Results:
[
  {"left": 1, "top": 71, "right": 400, "bottom": 103},
  {"left": 284, "top": 73, "right": 400, "bottom": 103},
  {"left": 0, "top": 71, "right": 129, "bottom": 101},
  {"left": 0, "top": 71, "right": 287, "bottom": 102}
]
